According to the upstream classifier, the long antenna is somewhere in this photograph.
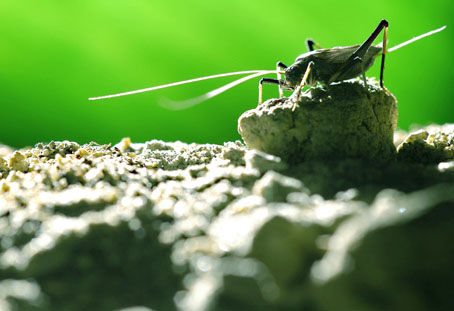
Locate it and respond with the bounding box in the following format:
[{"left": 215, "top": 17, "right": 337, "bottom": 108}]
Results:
[
  {"left": 388, "top": 25, "right": 446, "bottom": 53},
  {"left": 88, "top": 70, "right": 277, "bottom": 100},
  {"left": 158, "top": 71, "right": 277, "bottom": 110}
]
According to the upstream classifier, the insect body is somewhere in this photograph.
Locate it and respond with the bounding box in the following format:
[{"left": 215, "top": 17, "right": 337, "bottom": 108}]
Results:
[
  {"left": 260, "top": 44, "right": 384, "bottom": 105},
  {"left": 260, "top": 19, "right": 389, "bottom": 104},
  {"left": 284, "top": 44, "right": 382, "bottom": 88},
  {"left": 89, "top": 21, "right": 445, "bottom": 109}
]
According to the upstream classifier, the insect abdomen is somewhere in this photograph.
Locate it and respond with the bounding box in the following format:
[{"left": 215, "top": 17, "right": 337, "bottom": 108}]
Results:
[{"left": 285, "top": 57, "right": 343, "bottom": 87}]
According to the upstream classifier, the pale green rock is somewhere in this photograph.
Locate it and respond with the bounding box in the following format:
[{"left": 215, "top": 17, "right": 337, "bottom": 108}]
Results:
[
  {"left": 8, "top": 151, "right": 29, "bottom": 172},
  {"left": 238, "top": 79, "right": 398, "bottom": 163},
  {"left": 0, "top": 157, "right": 7, "bottom": 172}
]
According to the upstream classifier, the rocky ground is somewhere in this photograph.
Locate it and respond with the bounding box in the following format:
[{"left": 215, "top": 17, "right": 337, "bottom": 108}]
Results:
[{"left": 0, "top": 81, "right": 453, "bottom": 310}]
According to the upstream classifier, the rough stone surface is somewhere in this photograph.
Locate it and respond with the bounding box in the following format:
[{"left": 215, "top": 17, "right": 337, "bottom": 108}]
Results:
[
  {"left": 0, "top": 124, "right": 453, "bottom": 311},
  {"left": 238, "top": 79, "right": 398, "bottom": 163},
  {"left": 397, "top": 124, "right": 454, "bottom": 164}
]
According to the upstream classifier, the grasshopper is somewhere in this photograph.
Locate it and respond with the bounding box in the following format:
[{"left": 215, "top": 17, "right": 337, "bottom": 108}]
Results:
[
  {"left": 89, "top": 21, "right": 445, "bottom": 109},
  {"left": 261, "top": 19, "right": 390, "bottom": 105}
]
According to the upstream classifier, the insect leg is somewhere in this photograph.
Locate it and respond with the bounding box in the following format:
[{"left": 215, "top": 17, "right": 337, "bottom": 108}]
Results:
[
  {"left": 360, "top": 60, "right": 368, "bottom": 90},
  {"left": 306, "top": 39, "right": 323, "bottom": 51},
  {"left": 293, "top": 61, "right": 314, "bottom": 111},
  {"left": 259, "top": 78, "right": 281, "bottom": 105},
  {"left": 329, "top": 19, "right": 389, "bottom": 85},
  {"left": 277, "top": 61, "right": 288, "bottom": 69},
  {"left": 355, "top": 19, "right": 389, "bottom": 88},
  {"left": 276, "top": 61, "right": 288, "bottom": 98},
  {"left": 380, "top": 23, "right": 388, "bottom": 88},
  {"left": 353, "top": 19, "right": 389, "bottom": 61}
]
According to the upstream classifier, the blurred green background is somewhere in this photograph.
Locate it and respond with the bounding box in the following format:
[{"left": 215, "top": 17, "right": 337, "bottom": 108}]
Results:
[{"left": 1, "top": 0, "right": 452, "bottom": 148}]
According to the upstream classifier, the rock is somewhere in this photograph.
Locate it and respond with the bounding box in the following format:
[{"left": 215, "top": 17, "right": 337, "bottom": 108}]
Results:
[
  {"left": 397, "top": 124, "right": 454, "bottom": 164},
  {"left": 311, "top": 184, "right": 454, "bottom": 311},
  {"left": 244, "top": 149, "right": 287, "bottom": 173},
  {"left": 0, "top": 125, "right": 453, "bottom": 311},
  {"left": 8, "top": 151, "right": 29, "bottom": 172},
  {"left": 0, "top": 157, "right": 7, "bottom": 172},
  {"left": 0, "top": 144, "right": 14, "bottom": 158},
  {"left": 252, "top": 171, "right": 308, "bottom": 202},
  {"left": 238, "top": 79, "right": 398, "bottom": 163},
  {"left": 0, "top": 280, "right": 40, "bottom": 311}
]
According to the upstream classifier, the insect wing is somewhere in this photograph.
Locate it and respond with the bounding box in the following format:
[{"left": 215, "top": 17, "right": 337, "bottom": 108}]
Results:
[{"left": 309, "top": 45, "right": 360, "bottom": 63}]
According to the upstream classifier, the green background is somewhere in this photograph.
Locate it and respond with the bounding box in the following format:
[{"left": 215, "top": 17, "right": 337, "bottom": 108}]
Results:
[{"left": 1, "top": 0, "right": 452, "bottom": 148}]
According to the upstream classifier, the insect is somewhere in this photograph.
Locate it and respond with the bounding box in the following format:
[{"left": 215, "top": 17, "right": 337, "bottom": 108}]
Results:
[
  {"left": 89, "top": 21, "right": 445, "bottom": 109},
  {"left": 261, "top": 19, "right": 390, "bottom": 105}
]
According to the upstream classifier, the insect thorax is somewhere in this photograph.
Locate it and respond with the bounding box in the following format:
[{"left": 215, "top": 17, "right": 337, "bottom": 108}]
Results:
[
  {"left": 283, "top": 58, "right": 311, "bottom": 90},
  {"left": 284, "top": 54, "right": 344, "bottom": 89}
]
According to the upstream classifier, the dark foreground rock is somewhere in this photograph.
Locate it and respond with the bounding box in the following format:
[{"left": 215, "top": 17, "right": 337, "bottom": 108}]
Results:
[{"left": 0, "top": 124, "right": 453, "bottom": 311}]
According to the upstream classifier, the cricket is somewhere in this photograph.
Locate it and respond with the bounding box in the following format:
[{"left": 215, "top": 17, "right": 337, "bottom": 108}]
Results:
[{"left": 89, "top": 20, "right": 446, "bottom": 109}]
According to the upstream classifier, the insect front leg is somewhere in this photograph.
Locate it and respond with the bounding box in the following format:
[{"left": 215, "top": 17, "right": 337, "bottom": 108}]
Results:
[
  {"left": 259, "top": 78, "right": 282, "bottom": 105},
  {"left": 276, "top": 61, "right": 288, "bottom": 98}
]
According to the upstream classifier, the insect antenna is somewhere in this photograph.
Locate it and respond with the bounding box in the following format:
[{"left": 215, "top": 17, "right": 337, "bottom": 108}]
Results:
[
  {"left": 386, "top": 25, "right": 446, "bottom": 53},
  {"left": 88, "top": 70, "right": 277, "bottom": 101},
  {"left": 158, "top": 70, "right": 279, "bottom": 110}
]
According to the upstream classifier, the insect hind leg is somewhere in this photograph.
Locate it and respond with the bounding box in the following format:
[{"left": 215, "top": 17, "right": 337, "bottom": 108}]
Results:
[
  {"left": 330, "top": 19, "right": 389, "bottom": 87},
  {"left": 380, "top": 22, "right": 389, "bottom": 88},
  {"left": 355, "top": 19, "right": 389, "bottom": 88},
  {"left": 306, "top": 39, "right": 323, "bottom": 51}
]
